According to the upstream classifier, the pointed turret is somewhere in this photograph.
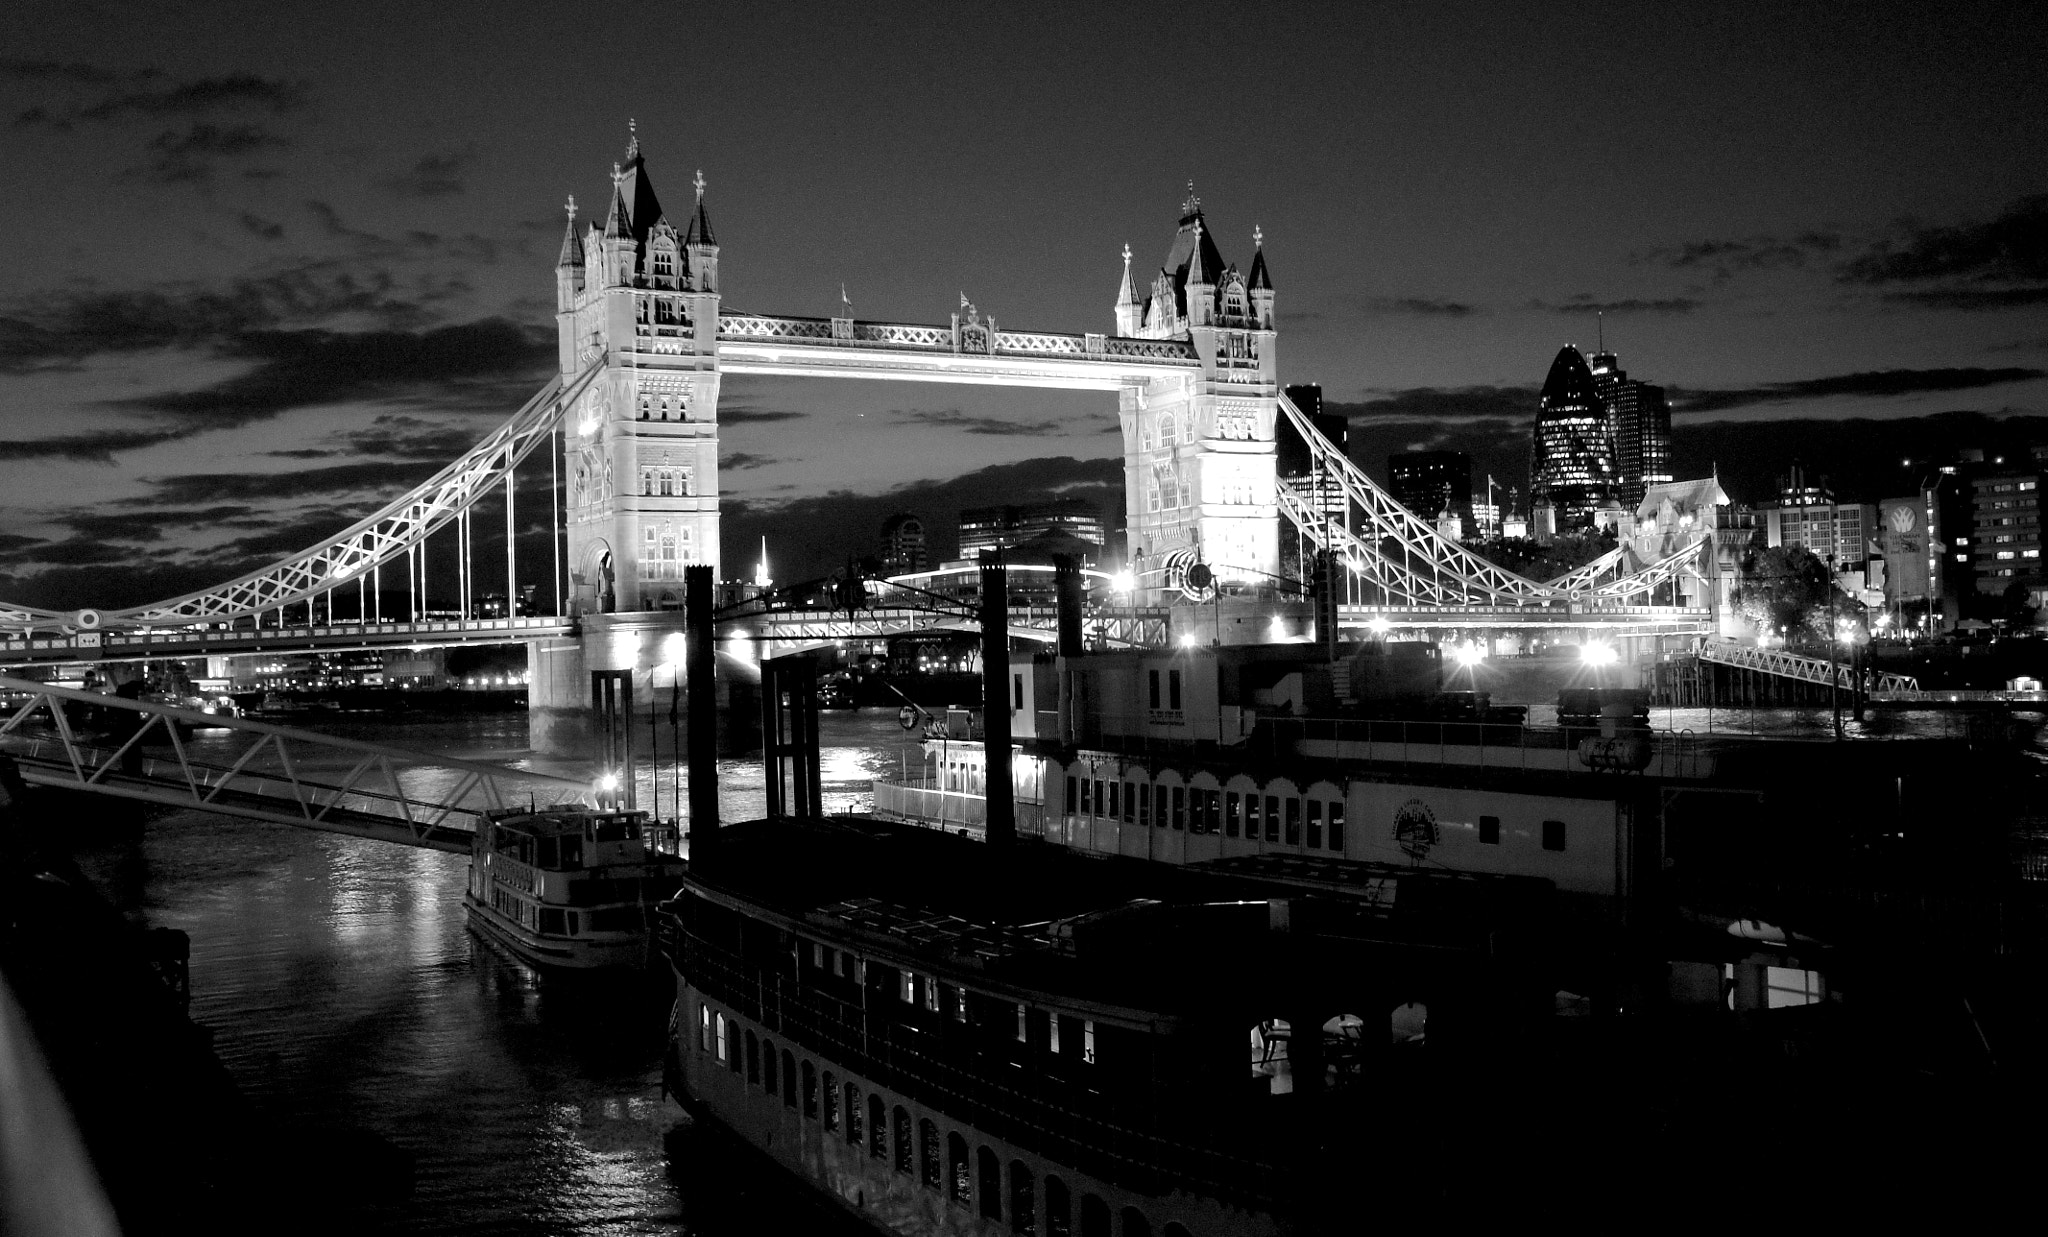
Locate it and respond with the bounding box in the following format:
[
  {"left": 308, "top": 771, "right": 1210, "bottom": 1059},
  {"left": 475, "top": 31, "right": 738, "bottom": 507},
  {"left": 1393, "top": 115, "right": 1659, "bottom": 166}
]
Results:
[
  {"left": 1184, "top": 219, "right": 1215, "bottom": 328},
  {"left": 684, "top": 169, "right": 719, "bottom": 293},
  {"left": 1114, "top": 242, "right": 1141, "bottom": 336},
  {"left": 555, "top": 195, "right": 584, "bottom": 312},
  {"left": 1247, "top": 225, "right": 1274, "bottom": 329}
]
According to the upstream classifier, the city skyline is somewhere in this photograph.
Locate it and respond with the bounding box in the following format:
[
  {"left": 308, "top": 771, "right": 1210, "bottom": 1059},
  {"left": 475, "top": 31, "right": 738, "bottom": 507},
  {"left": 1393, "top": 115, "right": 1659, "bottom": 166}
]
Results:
[{"left": 3, "top": 1, "right": 2045, "bottom": 607}]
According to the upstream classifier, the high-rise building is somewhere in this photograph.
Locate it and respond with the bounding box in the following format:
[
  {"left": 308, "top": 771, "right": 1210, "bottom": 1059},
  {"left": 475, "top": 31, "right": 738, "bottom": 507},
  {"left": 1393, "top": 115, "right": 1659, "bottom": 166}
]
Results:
[
  {"left": 1530, "top": 346, "right": 1617, "bottom": 525},
  {"left": 878, "top": 513, "right": 929, "bottom": 575},
  {"left": 1388, "top": 451, "right": 1473, "bottom": 533},
  {"left": 1588, "top": 349, "right": 1672, "bottom": 509},
  {"left": 1756, "top": 465, "right": 1876, "bottom": 566},
  {"left": 1968, "top": 465, "right": 2046, "bottom": 596}
]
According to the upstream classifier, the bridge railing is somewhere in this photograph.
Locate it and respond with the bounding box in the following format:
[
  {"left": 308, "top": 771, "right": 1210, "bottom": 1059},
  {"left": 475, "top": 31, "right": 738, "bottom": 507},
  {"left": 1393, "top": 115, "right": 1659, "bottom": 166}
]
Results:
[
  {"left": 715, "top": 313, "right": 1199, "bottom": 366},
  {"left": 0, "top": 675, "right": 590, "bottom": 847},
  {"left": 1697, "top": 637, "right": 1918, "bottom": 692}
]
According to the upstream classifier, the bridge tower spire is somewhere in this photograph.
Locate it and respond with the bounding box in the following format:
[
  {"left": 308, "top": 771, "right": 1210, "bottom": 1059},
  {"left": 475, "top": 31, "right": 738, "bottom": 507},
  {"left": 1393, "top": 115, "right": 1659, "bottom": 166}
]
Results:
[
  {"left": 1115, "top": 182, "right": 1280, "bottom": 601},
  {"left": 554, "top": 129, "right": 724, "bottom": 616}
]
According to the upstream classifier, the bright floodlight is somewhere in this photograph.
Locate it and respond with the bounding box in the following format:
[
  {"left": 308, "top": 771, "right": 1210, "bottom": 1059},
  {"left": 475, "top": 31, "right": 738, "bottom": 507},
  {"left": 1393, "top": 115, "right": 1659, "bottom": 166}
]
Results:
[
  {"left": 1269, "top": 616, "right": 1288, "bottom": 640},
  {"left": 598, "top": 772, "right": 620, "bottom": 791},
  {"left": 662, "top": 631, "right": 688, "bottom": 664},
  {"left": 1110, "top": 569, "right": 1135, "bottom": 593},
  {"left": 1580, "top": 642, "right": 1617, "bottom": 666},
  {"left": 1453, "top": 643, "right": 1484, "bottom": 667},
  {"left": 1367, "top": 616, "right": 1392, "bottom": 634},
  {"left": 1179, "top": 632, "right": 1198, "bottom": 648}
]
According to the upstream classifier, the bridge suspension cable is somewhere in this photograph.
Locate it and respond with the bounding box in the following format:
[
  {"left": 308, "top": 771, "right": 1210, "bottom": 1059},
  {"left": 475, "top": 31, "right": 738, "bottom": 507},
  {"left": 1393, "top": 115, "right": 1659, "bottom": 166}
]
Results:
[
  {"left": 1272, "top": 390, "right": 1708, "bottom": 610},
  {"left": 0, "top": 361, "right": 603, "bottom": 638}
]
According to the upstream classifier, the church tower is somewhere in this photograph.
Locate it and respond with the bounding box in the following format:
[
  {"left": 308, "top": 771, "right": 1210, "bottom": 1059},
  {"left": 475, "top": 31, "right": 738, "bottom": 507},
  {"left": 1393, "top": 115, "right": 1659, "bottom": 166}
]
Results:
[
  {"left": 555, "top": 125, "right": 723, "bottom": 613},
  {"left": 1114, "top": 185, "right": 1280, "bottom": 601}
]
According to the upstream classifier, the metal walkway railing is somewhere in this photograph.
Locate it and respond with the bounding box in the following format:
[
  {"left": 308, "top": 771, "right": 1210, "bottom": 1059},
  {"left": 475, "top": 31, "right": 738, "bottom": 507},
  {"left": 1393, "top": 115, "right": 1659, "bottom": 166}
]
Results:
[{"left": 1697, "top": 638, "right": 1918, "bottom": 692}]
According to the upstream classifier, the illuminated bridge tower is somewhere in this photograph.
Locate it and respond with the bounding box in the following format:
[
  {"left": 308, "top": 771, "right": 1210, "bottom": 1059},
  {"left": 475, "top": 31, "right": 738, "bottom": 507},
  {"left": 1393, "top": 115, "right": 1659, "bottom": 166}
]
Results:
[
  {"left": 555, "top": 127, "right": 723, "bottom": 614},
  {"left": 1114, "top": 185, "right": 1280, "bottom": 600}
]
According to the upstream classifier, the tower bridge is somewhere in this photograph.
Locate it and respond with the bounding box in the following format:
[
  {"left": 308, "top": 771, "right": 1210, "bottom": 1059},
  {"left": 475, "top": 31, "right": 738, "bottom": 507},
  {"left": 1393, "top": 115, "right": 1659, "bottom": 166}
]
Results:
[{"left": 3, "top": 130, "right": 1715, "bottom": 757}]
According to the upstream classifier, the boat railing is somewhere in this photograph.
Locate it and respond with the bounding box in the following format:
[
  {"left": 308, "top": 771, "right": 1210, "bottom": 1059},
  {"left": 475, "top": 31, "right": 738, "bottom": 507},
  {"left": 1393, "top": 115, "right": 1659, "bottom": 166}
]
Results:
[{"left": 677, "top": 924, "right": 1285, "bottom": 1209}]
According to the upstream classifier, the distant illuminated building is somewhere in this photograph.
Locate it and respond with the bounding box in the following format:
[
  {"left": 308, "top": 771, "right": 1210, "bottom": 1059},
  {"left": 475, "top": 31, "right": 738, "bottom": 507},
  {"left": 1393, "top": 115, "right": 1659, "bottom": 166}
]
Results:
[
  {"left": 1389, "top": 451, "right": 1472, "bottom": 535},
  {"left": 957, "top": 499, "right": 1106, "bottom": 560},
  {"left": 1588, "top": 348, "right": 1672, "bottom": 509},
  {"left": 878, "top": 512, "right": 929, "bottom": 575},
  {"left": 1530, "top": 345, "right": 1617, "bottom": 525}
]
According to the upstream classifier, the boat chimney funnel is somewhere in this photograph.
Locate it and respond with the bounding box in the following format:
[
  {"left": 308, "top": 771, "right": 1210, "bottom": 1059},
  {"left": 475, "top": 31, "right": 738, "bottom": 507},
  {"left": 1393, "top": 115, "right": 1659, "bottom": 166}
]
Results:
[
  {"left": 978, "top": 549, "right": 1017, "bottom": 847},
  {"left": 685, "top": 564, "right": 719, "bottom": 836},
  {"left": 1053, "top": 554, "right": 1085, "bottom": 658}
]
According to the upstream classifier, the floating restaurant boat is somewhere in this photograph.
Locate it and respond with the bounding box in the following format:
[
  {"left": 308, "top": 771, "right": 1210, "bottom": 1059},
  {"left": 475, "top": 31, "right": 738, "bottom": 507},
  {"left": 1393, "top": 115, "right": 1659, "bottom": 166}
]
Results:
[{"left": 464, "top": 805, "right": 685, "bottom": 970}]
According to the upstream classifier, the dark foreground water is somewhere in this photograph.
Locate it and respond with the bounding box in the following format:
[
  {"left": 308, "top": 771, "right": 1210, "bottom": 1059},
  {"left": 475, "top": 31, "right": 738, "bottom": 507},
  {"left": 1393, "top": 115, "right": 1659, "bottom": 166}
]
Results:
[{"left": 70, "top": 710, "right": 919, "bottom": 1235}]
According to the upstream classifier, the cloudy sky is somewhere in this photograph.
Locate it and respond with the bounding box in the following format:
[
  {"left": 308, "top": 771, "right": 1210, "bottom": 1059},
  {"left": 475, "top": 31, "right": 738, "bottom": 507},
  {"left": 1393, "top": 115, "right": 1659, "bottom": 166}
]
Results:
[{"left": 3, "top": 0, "right": 2044, "bottom": 609}]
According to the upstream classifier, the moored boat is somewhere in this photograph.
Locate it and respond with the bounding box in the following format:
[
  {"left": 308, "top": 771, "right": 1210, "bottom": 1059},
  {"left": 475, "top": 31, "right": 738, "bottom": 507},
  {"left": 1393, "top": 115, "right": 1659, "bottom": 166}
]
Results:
[{"left": 463, "top": 805, "right": 686, "bottom": 970}]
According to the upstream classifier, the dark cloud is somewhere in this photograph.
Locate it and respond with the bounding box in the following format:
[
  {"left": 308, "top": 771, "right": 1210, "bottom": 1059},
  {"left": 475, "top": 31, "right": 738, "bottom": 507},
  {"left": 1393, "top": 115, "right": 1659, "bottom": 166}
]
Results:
[
  {"left": 1878, "top": 286, "right": 2048, "bottom": 312},
  {"left": 79, "top": 74, "right": 305, "bottom": 122},
  {"left": 0, "top": 59, "right": 136, "bottom": 86},
  {"left": 1635, "top": 232, "right": 1842, "bottom": 277},
  {"left": 1362, "top": 296, "right": 1479, "bottom": 317},
  {"left": 1540, "top": 296, "right": 1702, "bottom": 316},
  {"left": 723, "top": 452, "right": 779, "bottom": 470},
  {"left": 1842, "top": 196, "right": 2048, "bottom": 285},
  {"left": 383, "top": 150, "right": 471, "bottom": 198},
  {"left": 142, "top": 460, "right": 443, "bottom": 506},
  {"left": 719, "top": 406, "right": 807, "bottom": 425},
  {"left": 142, "top": 121, "right": 291, "bottom": 184},
  {"left": 0, "top": 428, "right": 189, "bottom": 463},
  {"left": 236, "top": 211, "right": 284, "bottom": 240},
  {"left": 725, "top": 455, "right": 1123, "bottom": 581},
  {"left": 108, "top": 318, "right": 554, "bottom": 430},
  {"left": 1671, "top": 367, "right": 2045, "bottom": 415},
  {"left": 893, "top": 408, "right": 1067, "bottom": 436}
]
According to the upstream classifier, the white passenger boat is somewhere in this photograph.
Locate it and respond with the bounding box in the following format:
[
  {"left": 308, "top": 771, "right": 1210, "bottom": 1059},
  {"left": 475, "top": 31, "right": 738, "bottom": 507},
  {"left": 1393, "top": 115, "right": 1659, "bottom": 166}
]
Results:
[{"left": 463, "top": 806, "right": 685, "bottom": 970}]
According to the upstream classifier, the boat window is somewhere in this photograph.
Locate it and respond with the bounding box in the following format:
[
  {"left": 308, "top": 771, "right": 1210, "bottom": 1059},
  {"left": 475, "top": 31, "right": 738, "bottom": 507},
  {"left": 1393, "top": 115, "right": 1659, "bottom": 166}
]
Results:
[
  {"left": 1323, "top": 1014, "right": 1365, "bottom": 1088},
  {"left": 1251, "top": 1018, "right": 1292, "bottom": 1094},
  {"left": 761, "top": 1039, "right": 777, "bottom": 1092},
  {"left": 1121, "top": 782, "right": 1136, "bottom": 824},
  {"left": 893, "top": 1106, "right": 912, "bottom": 1173},
  {"left": 845, "top": 1084, "right": 862, "bottom": 1144},
  {"left": 558, "top": 834, "right": 582, "bottom": 868},
  {"left": 1306, "top": 800, "right": 1323, "bottom": 848},
  {"left": 823, "top": 1073, "right": 839, "bottom": 1129},
  {"left": 906, "top": 1115, "right": 936, "bottom": 1187},
  {"left": 1153, "top": 786, "right": 1169, "bottom": 829},
  {"left": 1479, "top": 814, "right": 1500, "bottom": 845},
  {"left": 1105, "top": 780, "right": 1117, "bottom": 820},
  {"left": 1121, "top": 1207, "right": 1151, "bottom": 1237},
  {"left": 1147, "top": 670, "right": 1160, "bottom": 709},
  {"left": 1224, "top": 791, "right": 1240, "bottom": 836},
  {"left": 536, "top": 838, "right": 558, "bottom": 867},
  {"left": 949, "top": 1133, "right": 971, "bottom": 1204},
  {"left": 868, "top": 1095, "right": 887, "bottom": 1159},
  {"left": 1009, "top": 1161, "right": 1035, "bottom": 1233},
  {"left": 1080, "top": 1194, "right": 1109, "bottom": 1237},
  {"left": 977, "top": 1146, "right": 1002, "bottom": 1220},
  {"left": 1081, "top": 778, "right": 1094, "bottom": 816},
  {"left": 1329, "top": 802, "right": 1346, "bottom": 851},
  {"left": 1045, "top": 1176, "right": 1071, "bottom": 1237},
  {"left": 1264, "top": 795, "right": 1281, "bottom": 843},
  {"left": 1137, "top": 784, "right": 1149, "bottom": 825},
  {"left": 714, "top": 1012, "right": 728, "bottom": 1062},
  {"left": 1542, "top": 819, "right": 1566, "bottom": 851},
  {"left": 812, "top": 942, "right": 825, "bottom": 970},
  {"left": 1391, "top": 1001, "right": 1428, "bottom": 1046},
  {"left": 1245, "top": 795, "right": 1261, "bottom": 840},
  {"left": 1064, "top": 776, "right": 1077, "bottom": 815},
  {"left": 1284, "top": 798, "right": 1301, "bottom": 845},
  {"left": 802, "top": 1061, "right": 818, "bottom": 1118},
  {"left": 900, "top": 969, "right": 918, "bottom": 1003},
  {"left": 782, "top": 1052, "right": 796, "bottom": 1108},
  {"left": 700, "top": 1003, "right": 713, "bottom": 1052},
  {"left": 539, "top": 908, "right": 565, "bottom": 935},
  {"left": 745, "top": 1031, "right": 760, "bottom": 1085},
  {"left": 923, "top": 976, "right": 940, "bottom": 1012},
  {"left": 1168, "top": 670, "right": 1181, "bottom": 710},
  {"left": 1016, "top": 1003, "right": 1028, "bottom": 1043},
  {"left": 1082, "top": 1020, "right": 1095, "bottom": 1065}
]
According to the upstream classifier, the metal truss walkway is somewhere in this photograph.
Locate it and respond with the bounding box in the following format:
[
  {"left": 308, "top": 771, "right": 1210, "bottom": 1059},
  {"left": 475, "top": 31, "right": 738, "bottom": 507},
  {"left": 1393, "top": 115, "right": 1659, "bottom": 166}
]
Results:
[
  {"left": 0, "top": 676, "right": 589, "bottom": 852},
  {"left": 1697, "top": 638, "right": 1919, "bottom": 693}
]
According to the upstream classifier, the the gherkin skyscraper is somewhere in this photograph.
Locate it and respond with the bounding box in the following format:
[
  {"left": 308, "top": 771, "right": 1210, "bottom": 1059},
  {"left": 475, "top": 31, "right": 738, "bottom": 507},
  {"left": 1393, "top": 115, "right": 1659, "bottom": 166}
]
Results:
[{"left": 1529, "top": 345, "right": 1616, "bottom": 525}]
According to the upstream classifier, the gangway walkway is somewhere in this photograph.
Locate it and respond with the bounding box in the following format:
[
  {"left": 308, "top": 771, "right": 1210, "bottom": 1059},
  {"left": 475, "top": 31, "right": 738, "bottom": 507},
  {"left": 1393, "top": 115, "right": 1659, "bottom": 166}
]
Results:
[
  {"left": 0, "top": 676, "right": 590, "bottom": 852},
  {"left": 1696, "top": 638, "right": 1919, "bottom": 693}
]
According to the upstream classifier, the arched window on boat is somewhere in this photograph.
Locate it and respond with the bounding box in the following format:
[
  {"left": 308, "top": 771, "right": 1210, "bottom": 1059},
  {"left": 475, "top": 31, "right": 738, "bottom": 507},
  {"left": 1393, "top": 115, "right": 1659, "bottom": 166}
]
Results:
[
  {"left": 713, "top": 1011, "right": 728, "bottom": 1062},
  {"left": 745, "top": 1031, "right": 760, "bottom": 1085},
  {"left": 1079, "top": 1194, "right": 1110, "bottom": 1237},
  {"left": 1323, "top": 1013, "right": 1365, "bottom": 1089},
  {"left": 759, "top": 1038, "right": 775, "bottom": 1092},
  {"left": 1120, "top": 1206, "right": 1152, "bottom": 1237},
  {"left": 801, "top": 1061, "right": 818, "bottom": 1118},
  {"left": 867, "top": 1094, "right": 886, "bottom": 1159},
  {"left": 782, "top": 1050, "right": 797, "bottom": 1108},
  {"left": 1250, "top": 1017, "right": 1292, "bottom": 1094},
  {"left": 948, "top": 1133, "right": 971, "bottom": 1205},
  {"left": 977, "top": 1146, "right": 1002, "bottom": 1220},
  {"left": 1008, "top": 1161, "right": 1035, "bottom": 1234},
  {"left": 822, "top": 1072, "right": 839, "bottom": 1129},
  {"left": 918, "top": 1118, "right": 941, "bottom": 1189},
  {"left": 845, "top": 1084, "right": 863, "bottom": 1144},
  {"left": 699, "top": 1003, "right": 712, "bottom": 1052},
  {"left": 1044, "top": 1175, "right": 1071, "bottom": 1237},
  {"left": 1391, "top": 1000, "right": 1428, "bottom": 1047}
]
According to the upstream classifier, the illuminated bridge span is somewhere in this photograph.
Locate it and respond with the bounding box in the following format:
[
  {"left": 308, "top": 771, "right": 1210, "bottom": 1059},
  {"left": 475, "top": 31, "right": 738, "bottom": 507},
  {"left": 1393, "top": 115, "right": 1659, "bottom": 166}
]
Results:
[
  {"left": 0, "top": 676, "right": 588, "bottom": 850},
  {"left": 0, "top": 130, "right": 1714, "bottom": 662}
]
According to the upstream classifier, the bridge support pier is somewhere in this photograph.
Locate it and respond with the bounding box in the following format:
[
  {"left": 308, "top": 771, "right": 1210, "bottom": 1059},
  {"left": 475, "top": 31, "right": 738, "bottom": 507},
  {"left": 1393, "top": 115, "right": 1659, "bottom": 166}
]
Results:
[{"left": 526, "top": 612, "right": 761, "bottom": 773}]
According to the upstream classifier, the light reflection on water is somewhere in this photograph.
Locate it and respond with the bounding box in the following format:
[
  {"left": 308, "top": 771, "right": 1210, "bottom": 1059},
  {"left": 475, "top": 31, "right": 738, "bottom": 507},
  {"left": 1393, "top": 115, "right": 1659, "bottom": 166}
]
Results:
[{"left": 75, "top": 708, "right": 910, "bottom": 1235}]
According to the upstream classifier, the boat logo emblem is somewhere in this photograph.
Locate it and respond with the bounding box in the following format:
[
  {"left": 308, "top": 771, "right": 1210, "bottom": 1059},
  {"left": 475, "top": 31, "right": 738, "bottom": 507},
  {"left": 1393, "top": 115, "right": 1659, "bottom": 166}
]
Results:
[{"left": 1393, "top": 799, "right": 1438, "bottom": 859}]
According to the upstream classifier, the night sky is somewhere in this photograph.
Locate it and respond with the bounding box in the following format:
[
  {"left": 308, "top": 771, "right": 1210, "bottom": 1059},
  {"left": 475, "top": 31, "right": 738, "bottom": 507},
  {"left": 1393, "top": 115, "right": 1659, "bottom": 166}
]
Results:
[{"left": 3, "top": 1, "right": 2044, "bottom": 610}]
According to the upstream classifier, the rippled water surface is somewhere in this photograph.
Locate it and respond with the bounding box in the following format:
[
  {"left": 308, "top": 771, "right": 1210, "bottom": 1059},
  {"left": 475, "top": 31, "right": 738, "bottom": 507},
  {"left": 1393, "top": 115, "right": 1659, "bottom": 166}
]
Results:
[{"left": 72, "top": 709, "right": 919, "bottom": 1234}]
